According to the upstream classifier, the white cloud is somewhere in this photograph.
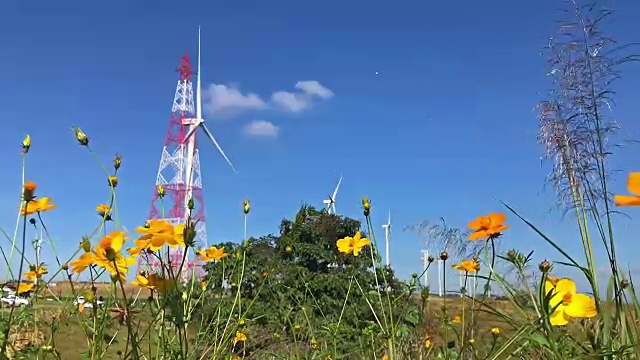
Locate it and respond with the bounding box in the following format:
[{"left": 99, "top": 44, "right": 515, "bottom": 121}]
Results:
[
  {"left": 271, "top": 91, "right": 311, "bottom": 113},
  {"left": 271, "top": 80, "right": 334, "bottom": 113},
  {"left": 243, "top": 120, "right": 280, "bottom": 138},
  {"left": 295, "top": 80, "right": 334, "bottom": 99},
  {"left": 204, "top": 80, "right": 333, "bottom": 115},
  {"left": 204, "top": 84, "right": 266, "bottom": 113}
]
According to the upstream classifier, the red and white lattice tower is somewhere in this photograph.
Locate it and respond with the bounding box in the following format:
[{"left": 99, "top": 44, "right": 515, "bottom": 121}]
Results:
[{"left": 137, "top": 28, "right": 236, "bottom": 281}]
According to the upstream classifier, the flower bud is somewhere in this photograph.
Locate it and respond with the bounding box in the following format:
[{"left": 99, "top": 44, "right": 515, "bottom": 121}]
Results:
[
  {"left": 539, "top": 259, "right": 551, "bottom": 273},
  {"left": 108, "top": 175, "right": 118, "bottom": 188},
  {"left": 22, "top": 135, "right": 31, "bottom": 154},
  {"left": 80, "top": 237, "right": 91, "bottom": 253},
  {"left": 72, "top": 126, "right": 89, "bottom": 146},
  {"left": 428, "top": 255, "right": 435, "bottom": 263},
  {"left": 440, "top": 251, "right": 448, "bottom": 261},
  {"left": 156, "top": 185, "right": 165, "bottom": 198},
  {"left": 362, "top": 197, "right": 371, "bottom": 217},
  {"left": 188, "top": 197, "right": 194, "bottom": 210},
  {"left": 243, "top": 199, "right": 251, "bottom": 215},
  {"left": 23, "top": 181, "right": 36, "bottom": 202},
  {"left": 621, "top": 279, "right": 630, "bottom": 290},
  {"left": 113, "top": 153, "right": 122, "bottom": 171},
  {"left": 285, "top": 245, "right": 293, "bottom": 254}
]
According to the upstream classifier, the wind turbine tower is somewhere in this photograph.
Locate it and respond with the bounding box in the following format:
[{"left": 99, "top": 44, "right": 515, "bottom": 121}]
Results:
[
  {"left": 420, "top": 249, "right": 429, "bottom": 287},
  {"left": 323, "top": 175, "right": 343, "bottom": 215},
  {"left": 382, "top": 210, "right": 392, "bottom": 266},
  {"left": 138, "top": 27, "right": 236, "bottom": 281}
]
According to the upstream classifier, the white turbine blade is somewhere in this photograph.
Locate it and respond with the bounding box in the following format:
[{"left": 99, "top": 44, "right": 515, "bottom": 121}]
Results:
[
  {"left": 331, "top": 202, "right": 337, "bottom": 214},
  {"left": 332, "top": 175, "right": 343, "bottom": 200},
  {"left": 196, "top": 26, "right": 202, "bottom": 120},
  {"left": 201, "top": 123, "right": 237, "bottom": 173},
  {"left": 322, "top": 199, "right": 331, "bottom": 204}
]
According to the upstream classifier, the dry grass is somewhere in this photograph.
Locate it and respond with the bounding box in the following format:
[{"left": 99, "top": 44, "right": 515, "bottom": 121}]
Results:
[{"left": 15, "top": 295, "right": 517, "bottom": 359}]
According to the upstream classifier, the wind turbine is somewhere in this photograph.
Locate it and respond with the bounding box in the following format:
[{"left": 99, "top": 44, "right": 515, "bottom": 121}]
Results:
[
  {"left": 382, "top": 210, "right": 392, "bottom": 266},
  {"left": 420, "top": 249, "right": 429, "bottom": 287},
  {"left": 183, "top": 26, "right": 237, "bottom": 212},
  {"left": 323, "top": 175, "right": 342, "bottom": 215}
]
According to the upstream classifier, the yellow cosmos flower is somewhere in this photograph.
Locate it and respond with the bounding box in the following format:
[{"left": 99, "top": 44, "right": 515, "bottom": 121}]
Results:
[
  {"left": 17, "top": 282, "right": 35, "bottom": 294},
  {"left": 197, "top": 245, "right": 228, "bottom": 262},
  {"left": 468, "top": 212, "right": 509, "bottom": 240},
  {"left": 233, "top": 332, "right": 247, "bottom": 345},
  {"left": 545, "top": 277, "right": 597, "bottom": 326},
  {"left": 24, "top": 264, "right": 48, "bottom": 281},
  {"left": 21, "top": 197, "right": 57, "bottom": 216},
  {"left": 127, "top": 239, "right": 149, "bottom": 257},
  {"left": 96, "top": 204, "right": 111, "bottom": 217},
  {"left": 452, "top": 259, "right": 480, "bottom": 273},
  {"left": 452, "top": 315, "right": 461, "bottom": 324},
  {"left": 336, "top": 231, "right": 370, "bottom": 256},
  {"left": 491, "top": 327, "right": 500, "bottom": 336},
  {"left": 135, "top": 220, "right": 185, "bottom": 250},
  {"left": 70, "top": 231, "right": 135, "bottom": 281},
  {"left": 132, "top": 272, "right": 173, "bottom": 293}
]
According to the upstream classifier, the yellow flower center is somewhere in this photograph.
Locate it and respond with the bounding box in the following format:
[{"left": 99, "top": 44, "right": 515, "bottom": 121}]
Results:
[{"left": 562, "top": 292, "right": 572, "bottom": 305}]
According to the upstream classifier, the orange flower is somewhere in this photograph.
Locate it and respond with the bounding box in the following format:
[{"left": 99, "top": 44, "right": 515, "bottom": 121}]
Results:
[
  {"left": 21, "top": 197, "right": 57, "bottom": 215},
  {"left": 614, "top": 172, "right": 640, "bottom": 206},
  {"left": 452, "top": 259, "right": 480, "bottom": 273},
  {"left": 452, "top": 315, "right": 461, "bottom": 324},
  {"left": 468, "top": 212, "right": 509, "bottom": 240},
  {"left": 197, "top": 245, "right": 228, "bottom": 262}
]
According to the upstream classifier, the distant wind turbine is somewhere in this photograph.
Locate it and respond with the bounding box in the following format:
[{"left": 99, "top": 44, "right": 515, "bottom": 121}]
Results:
[
  {"left": 382, "top": 210, "right": 392, "bottom": 266},
  {"left": 323, "top": 175, "right": 343, "bottom": 215}
]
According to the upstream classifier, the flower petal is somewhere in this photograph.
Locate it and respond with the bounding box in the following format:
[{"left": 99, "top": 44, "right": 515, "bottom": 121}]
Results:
[
  {"left": 554, "top": 278, "right": 577, "bottom": 295},
  {"left": 549, "top": 308, "right": 570, "bottom": 326},
  {"left": 488, "top": 212, "right": 506, "bottom": 225},
  {"left": 565, "top": 293, "right": 597, "bottom": 319},
  {"left": 627, "top": 173, "right": 640, "bottom": 195},
  {"left": 613, "top": 195, "right": 640, "bottom": 207}
]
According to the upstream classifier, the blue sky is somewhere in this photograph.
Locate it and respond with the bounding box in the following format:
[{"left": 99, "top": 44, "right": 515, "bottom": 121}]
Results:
[{"left": 1, "top": 0, "right": 640, "bottom": 293}]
